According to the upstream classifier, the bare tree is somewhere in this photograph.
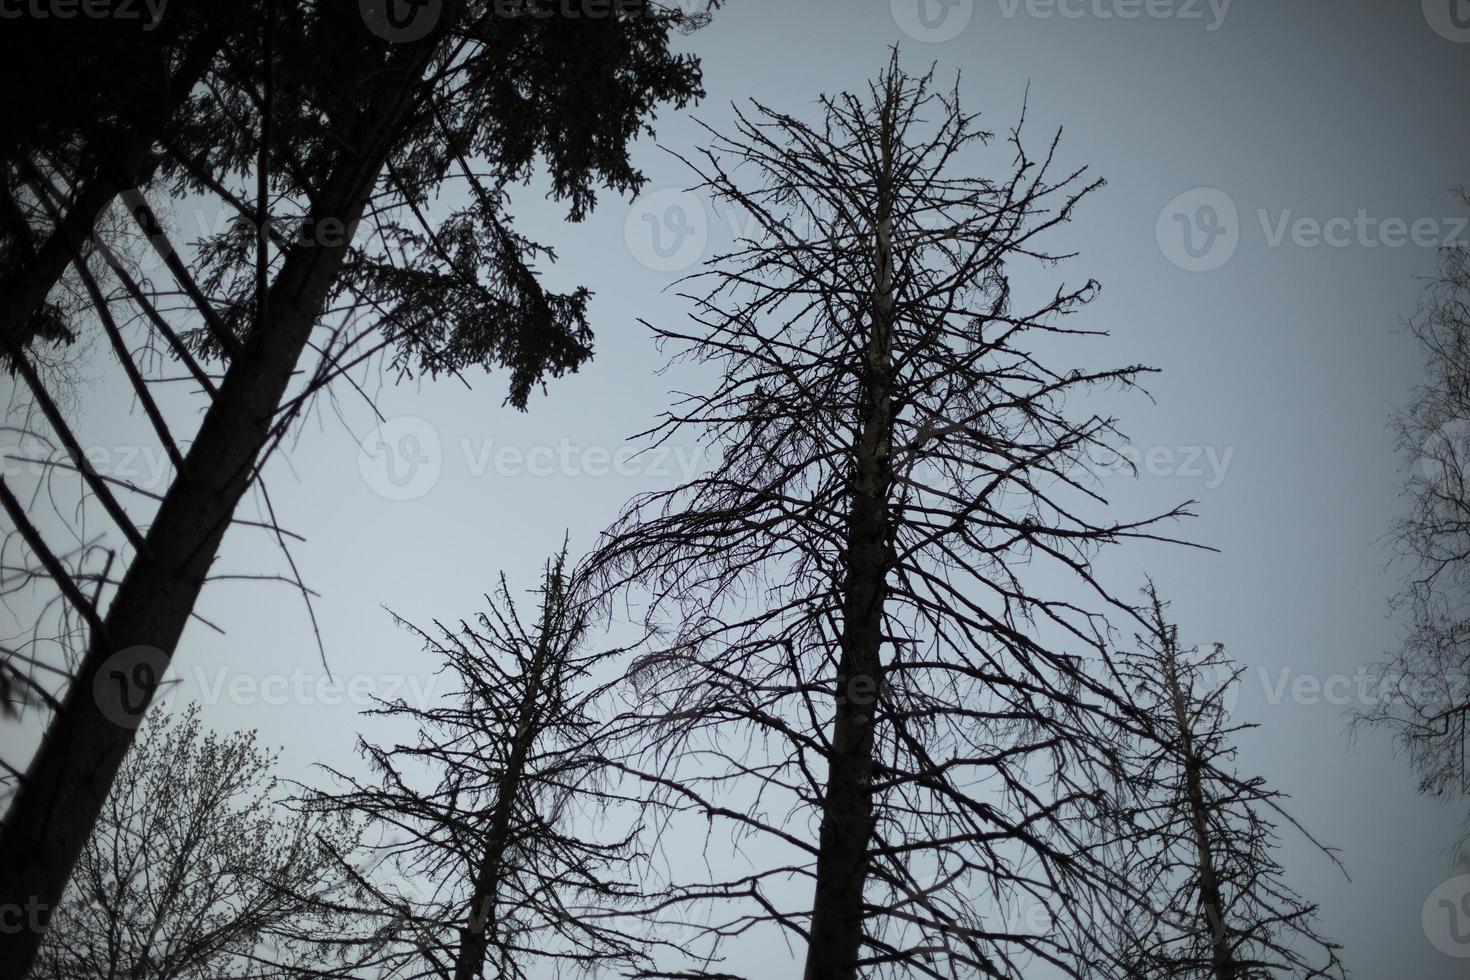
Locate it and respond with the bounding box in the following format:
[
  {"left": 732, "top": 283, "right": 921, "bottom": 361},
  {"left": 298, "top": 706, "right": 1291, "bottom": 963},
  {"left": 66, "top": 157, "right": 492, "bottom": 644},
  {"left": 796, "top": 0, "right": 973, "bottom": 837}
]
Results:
[
  {"left": 313, "top": 547, "right": 660, "bottom": 980},
  {"left": 1360, "top": 198, "right": 1470, "bottom": 821},
  {"left": 1098, "top": 585, "right": 1346, "bottom": 980},
  {"left": 583, "top": 52, "right": 1196, "bottom": 980},
  {"left": 32, "top": 702, "right": 363, "bottom": 979},
  {"left": 0, "top": 4, "right": 713, "bottom": 971}
]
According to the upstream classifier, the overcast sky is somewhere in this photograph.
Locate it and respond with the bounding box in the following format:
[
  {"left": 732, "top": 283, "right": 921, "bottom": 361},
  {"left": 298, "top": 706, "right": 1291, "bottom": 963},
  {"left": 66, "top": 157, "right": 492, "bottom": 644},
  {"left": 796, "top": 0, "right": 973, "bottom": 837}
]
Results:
[{"left": 6, "top": 0, "right": 1470, "bottom": 976}]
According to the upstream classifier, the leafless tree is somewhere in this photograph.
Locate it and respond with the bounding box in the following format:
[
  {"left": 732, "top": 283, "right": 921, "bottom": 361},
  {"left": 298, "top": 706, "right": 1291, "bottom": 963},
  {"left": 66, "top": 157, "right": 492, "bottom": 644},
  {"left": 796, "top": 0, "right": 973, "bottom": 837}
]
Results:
[
  {"left": 582, "top": 52, "right": 1197, "bottom": 980},
  {"left": 1097, "top": 585, "right": 1346, "bottom": 980},
  {"left": 312, "top": 547, "right": 663, "bottom": 980},
  {"left": 31, "top": 702, "right": 364, "bottom": 979},
  {"left": 1360, "top": 195, "right": 1470, "bottom": 826}
]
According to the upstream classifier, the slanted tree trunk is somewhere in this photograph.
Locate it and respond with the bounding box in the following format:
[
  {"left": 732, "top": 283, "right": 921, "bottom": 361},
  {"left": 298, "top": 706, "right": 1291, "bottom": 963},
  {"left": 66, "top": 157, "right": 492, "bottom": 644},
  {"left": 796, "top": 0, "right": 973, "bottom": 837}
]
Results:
[
  {"left": 803, "top": 121, "right": 897, "bottom": 980},
  {"left": 1161, "top": 631, "right": 1238, "bottom": 980},
  {"left": 451, "top": 588, "right": 553, "bottom": 980},
  {"left": 0, "top": 32, "right": 444, "bottom": 978}
]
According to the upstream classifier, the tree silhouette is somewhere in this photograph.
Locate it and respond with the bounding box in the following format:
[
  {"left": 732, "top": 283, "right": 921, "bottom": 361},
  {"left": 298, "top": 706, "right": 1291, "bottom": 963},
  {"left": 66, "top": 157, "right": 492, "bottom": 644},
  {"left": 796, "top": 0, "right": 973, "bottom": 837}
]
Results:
[
  {"left": 0, "top": 4, "right": 713, "bottom": 972},
  {"left": 1097, "top": 584, "right": 1346, "bottom": 980},
  {"left": 312, "top": 548, "right": 661, "bottom": 980},
  {"left": 33, "top": 703, "right": 363, "bottom": 979},
  {"left": 584, "top": 52, "right": 1196, "bottom": 980},
  {"left": 1361, "top": 196, "right": 1470, "bottom": 827}
]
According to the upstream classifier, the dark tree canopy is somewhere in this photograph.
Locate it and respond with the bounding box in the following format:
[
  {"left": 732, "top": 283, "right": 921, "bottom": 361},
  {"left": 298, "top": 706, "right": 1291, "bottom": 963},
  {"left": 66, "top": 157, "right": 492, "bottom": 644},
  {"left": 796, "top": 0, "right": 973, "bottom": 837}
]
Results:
[{"left": 0, "top": 4, "right": 715, "bottom": 974}]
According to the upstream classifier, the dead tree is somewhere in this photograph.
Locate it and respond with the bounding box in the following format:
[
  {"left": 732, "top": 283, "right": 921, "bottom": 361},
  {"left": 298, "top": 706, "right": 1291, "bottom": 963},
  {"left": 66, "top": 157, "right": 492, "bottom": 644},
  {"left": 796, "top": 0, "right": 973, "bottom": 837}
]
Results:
[
  {"left": 584, "top": 52, "right": 1196, "bottom": 980},
  {"left": 31, "top": 702, "right": 363, "bottom": 979},
  {"left": 312, "top": 548, "right": 660, "bottom": 980},
  {"left": 1359, "top": 199, "right": 1470, "bottom": 825},
  {"left": 1099, "top": 584, "right": 1346, "bottom": 980},
  {"left": 0, "top": 4, "right": 711, "bottom": 973}
]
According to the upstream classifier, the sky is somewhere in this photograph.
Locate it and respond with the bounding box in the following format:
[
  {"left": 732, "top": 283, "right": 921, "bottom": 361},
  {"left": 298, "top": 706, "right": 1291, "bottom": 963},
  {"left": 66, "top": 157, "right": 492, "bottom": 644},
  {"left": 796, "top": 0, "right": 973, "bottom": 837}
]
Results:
[{"left": 5, "top": 0, "right": 1470, "bottom": 976}]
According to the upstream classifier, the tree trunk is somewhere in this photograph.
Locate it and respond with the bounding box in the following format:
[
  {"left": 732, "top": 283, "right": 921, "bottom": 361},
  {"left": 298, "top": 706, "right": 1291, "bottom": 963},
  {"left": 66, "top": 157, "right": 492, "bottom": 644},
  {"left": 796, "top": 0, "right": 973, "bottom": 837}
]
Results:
[
  {"left": 1162, "top": 640, "right": 1238, "bottom": 980},
  {"left": 803, "top": 147, "right": 896, "bottom": 980},
  {"left": 451, "top": 594, "right": 555, "bottom": 980},
  {"left": 0, "top": 34, "right": 442, "bottom": 978}
]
